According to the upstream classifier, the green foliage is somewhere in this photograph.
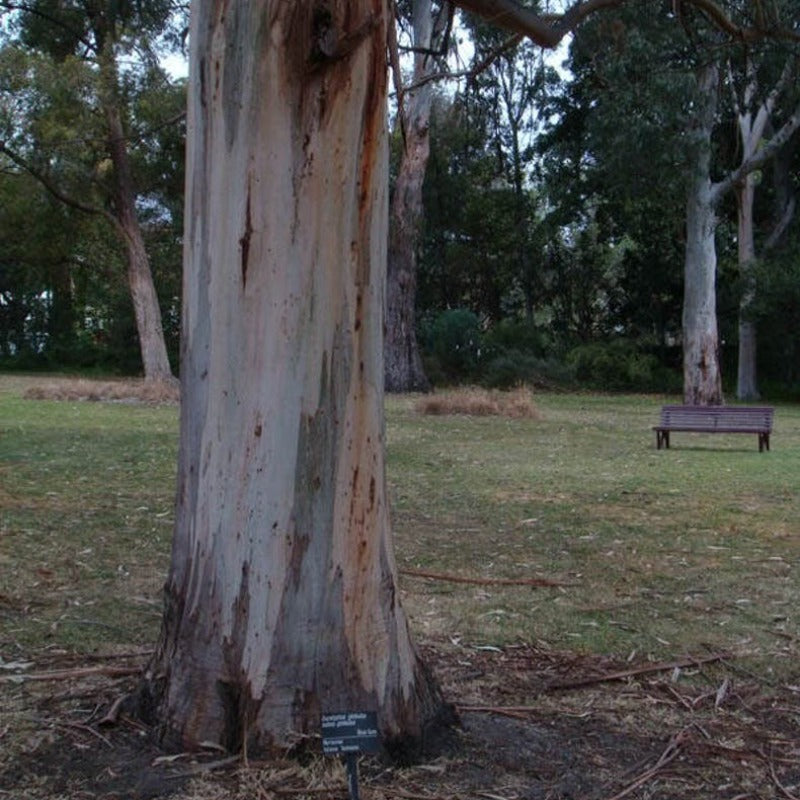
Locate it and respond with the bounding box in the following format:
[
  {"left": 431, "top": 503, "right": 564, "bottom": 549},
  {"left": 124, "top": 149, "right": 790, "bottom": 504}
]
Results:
[
  {"left": 477, "top": 318, "right": 569, "bottom": 389},
  {"left": 418, "top": 306, "right": 683, "bottom": 393},
  {"left": 567, "top": 339, "right": 680, "bottom": 392},
  {"left": 482, "top": 317, "right": 548, "bottom": 357},
  {"left": 421, "top": 308, "right": 483, "bottom": 382},
  {"left": 480, "top": 351, "right": 575, "bottom": 390},
  {"left": 750, "top": 244, "right": 800, "bottom": 394},
  {"left": 0, "top": 173, "right": 78, "bottom": 361},
  {"left": 0, "top": 1, "right": 186, "bottom": 374}
]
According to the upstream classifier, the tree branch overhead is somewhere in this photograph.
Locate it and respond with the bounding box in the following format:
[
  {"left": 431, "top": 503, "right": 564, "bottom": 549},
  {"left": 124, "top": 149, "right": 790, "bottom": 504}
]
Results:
[
  {"left": 454, "top": 0, "right": 623, "bottom": 48},
  {"left": 454, "top": 0, "right": 800, "bottom": 48}
]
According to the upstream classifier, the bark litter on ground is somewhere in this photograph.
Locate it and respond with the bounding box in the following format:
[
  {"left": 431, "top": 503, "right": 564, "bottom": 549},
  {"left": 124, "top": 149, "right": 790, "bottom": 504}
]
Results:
[{"left": 2, "top": 638, "right": 798, "bottom": 800}]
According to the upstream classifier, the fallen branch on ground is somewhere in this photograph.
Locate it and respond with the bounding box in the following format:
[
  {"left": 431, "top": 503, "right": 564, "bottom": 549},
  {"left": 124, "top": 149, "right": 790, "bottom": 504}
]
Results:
[
  {"left": 97, "top": 694, "right": 127, "bottom": 726},
  {"left": 770, "top": 758, "right": 800, "bottom": 800},
  {"left": 546, "top": 653, "right": 729, "bottom": 691},
  {"left": 79, "top": 649, "right": 154, "bottom": 662},
  {"left": 0, "top": 665, "right": 141, "bottom": 684},
  {"left": 456, "top": 704, "right": 534, "bottom": 719},
  {"left": 55, "top": 721, "right": 113, "bottom": 748},
  {"left": 603, "top": 726, "right": 690, "bottom": 800},
  {"left": 456, "top": 704, "right": 541, "bottom": 719},
  {"left": 399, "top": 568, "right": 571, "bottom": 587},
  {"left": 165, "top": 755, "right": 241, "bottom": 780}
]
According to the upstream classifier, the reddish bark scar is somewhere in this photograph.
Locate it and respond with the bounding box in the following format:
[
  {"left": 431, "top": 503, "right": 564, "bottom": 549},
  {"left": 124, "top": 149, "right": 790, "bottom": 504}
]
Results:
[{"left": 240, "top": 185, "right": 253, "bottom": 288}]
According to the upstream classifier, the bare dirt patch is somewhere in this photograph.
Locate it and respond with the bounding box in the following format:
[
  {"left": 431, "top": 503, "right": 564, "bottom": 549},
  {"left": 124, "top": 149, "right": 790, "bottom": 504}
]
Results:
[{"left": 2, "top": 639, "right": 798, "bottom": 800}]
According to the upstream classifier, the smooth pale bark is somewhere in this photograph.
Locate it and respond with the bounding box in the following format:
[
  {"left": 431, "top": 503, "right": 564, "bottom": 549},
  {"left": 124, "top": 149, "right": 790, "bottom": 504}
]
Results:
[
  {"left": 101, "top": 54, "right": 174, "bottom": 383},
  {"left": 733, "top": 59, "right": 770, "bottom": 401},
  {"left": 143, "top": 0, "right": 443, "bottom": 755},
  {"left": 733, "top": 57, "right": 793, "bottom": 400},
  {"left": 385, "top": 0, "right": 435, "bottom": 393},
  {"left": 682, "top": 62, "right": 723, "bottom": 406},
  {"left": 735, "top": 174, "right": 759, "bottom": 400}
]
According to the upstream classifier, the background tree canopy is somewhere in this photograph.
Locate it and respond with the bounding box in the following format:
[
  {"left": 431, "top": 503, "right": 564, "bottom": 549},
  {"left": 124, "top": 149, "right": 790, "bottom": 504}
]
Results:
[
  {"left": 0, "top": 0, "right": 185, "bottom": 375},
  {"left": 2, "top": 0, "right": 800, "bottom": 397}
]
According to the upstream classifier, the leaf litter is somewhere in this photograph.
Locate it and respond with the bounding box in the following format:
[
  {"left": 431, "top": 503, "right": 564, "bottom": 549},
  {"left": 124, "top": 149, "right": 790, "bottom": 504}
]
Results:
[{"left": 2, "top": 637, "right": 800, "bottom": 799}]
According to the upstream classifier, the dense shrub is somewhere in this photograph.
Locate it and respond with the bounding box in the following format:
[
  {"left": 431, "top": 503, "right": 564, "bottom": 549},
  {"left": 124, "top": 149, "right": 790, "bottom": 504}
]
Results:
[
  {"left": 482, "top": 318, "right": 549, "bottom": 359},
  {"left": 420, "top": 310, "right": 681, "bottom": 393},
  {"left": 567, "top": 340, "right": 680, "bottom": 392},
  {"left": 421, "top": 309, "right": 483, "bottom": 381},
  {"left": 481, "top": 351, "right": 575, "bottom": 390}
]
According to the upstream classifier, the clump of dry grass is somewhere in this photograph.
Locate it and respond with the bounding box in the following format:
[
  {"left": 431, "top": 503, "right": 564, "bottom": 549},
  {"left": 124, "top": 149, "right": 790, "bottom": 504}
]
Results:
[
  {"left": 232, "top": 758, "right": 347, "bottom": 799},
  {"left": 415, "top": 386, "right": 540, "bottom": 419},
  {"left": 23, "top": 377, "right": 180, "bottom": 405}
]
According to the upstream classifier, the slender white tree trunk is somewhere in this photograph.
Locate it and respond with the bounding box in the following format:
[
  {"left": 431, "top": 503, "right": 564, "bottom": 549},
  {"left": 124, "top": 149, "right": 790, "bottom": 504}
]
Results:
[
  {"left": 732, "top": 58, "right": 765, "bottom": 402},
  {"left": 385, "top": 0, "right": 436, "bottom": 393},
  {"left": 144, "top": 0, "right": 443, "bottom": 756},
  {"left": 682, "top": 62, "right": 723, "bottom": 406},
  {"left": 735, "top": 174, "right": 759, "bottom": 400},
  {"left": 731, "top": 56, "right": 792, "bottom": 401},
  {"left": 102, "top": 56, "right": 174, "bottom": 383}
]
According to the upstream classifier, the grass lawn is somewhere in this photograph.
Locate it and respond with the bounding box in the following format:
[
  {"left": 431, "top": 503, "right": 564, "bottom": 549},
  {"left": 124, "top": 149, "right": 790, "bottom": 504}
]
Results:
[
  {"left": 390, "top": 392, "right": 800, "bottom": 674},
  {"left": 1, "top": 375, "right": 799, "bottom": 799}
]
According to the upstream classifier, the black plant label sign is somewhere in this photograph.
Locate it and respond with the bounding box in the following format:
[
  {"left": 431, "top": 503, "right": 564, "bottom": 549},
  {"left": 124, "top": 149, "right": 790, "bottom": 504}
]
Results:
[{"left": 321, "top": 711, "right": 380, "bottom": 755}]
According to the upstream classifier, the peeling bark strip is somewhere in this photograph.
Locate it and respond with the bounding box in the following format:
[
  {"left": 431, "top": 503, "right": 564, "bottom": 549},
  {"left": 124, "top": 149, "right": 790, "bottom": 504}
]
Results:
[{"left": 144, "top": 0, "right": 444, "bottom": 757}]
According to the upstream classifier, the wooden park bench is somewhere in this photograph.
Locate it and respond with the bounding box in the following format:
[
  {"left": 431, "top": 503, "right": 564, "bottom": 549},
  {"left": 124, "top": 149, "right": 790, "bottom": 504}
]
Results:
[{"left": 654, "top": 405, "right": 774, "bottom": 452}]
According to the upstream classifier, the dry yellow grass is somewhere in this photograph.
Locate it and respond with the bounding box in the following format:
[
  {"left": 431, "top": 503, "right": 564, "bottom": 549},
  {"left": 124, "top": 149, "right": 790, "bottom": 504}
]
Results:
[
  {"left": 414, "top": 386, "right": 540, "bottom": 419},
  {"left": 22, "top": 377, "right": 180, "bottom": 405}
]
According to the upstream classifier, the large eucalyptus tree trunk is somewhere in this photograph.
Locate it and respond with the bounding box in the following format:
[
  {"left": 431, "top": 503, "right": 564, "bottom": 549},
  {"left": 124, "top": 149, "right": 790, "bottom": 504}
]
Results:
[
  {"left": 143, "top": 0, "right": 443, "bottom": 756},
  {"left": 385, "top": 0, "right": 437, "bottom": 393},
  {"left": 682, "top": 62, "right": 723, "bottom": 406}
]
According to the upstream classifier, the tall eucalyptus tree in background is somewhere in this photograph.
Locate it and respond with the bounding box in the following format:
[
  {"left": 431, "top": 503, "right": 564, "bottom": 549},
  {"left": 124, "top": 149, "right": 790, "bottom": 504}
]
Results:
[
  {"left": 0, "top": 1, "right": 185, "bottom": 382},
  {"left": 728, "top": 53, "right": 799, "bottom": 400},
  {"left": 680, "top": 35, "right": 800, "bottom": 405},
  {"left": 385, "top": 0, "right": 451, "bottom": 393},
  {"left": 466, "top": 20, "right": 554, "bottom": 319},
  {"left": 549, "top": 1, "right": 800, "bottom": 405}
]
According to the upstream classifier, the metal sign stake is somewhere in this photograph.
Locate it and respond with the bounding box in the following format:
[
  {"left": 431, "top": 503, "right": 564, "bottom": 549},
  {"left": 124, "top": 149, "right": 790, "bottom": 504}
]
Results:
[{"left": 345, "top": 751, "right": 360, "bottom": 800}]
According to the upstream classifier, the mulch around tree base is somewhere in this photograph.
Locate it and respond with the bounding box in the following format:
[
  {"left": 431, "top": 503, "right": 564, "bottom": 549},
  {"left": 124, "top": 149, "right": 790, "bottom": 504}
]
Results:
[{"left": 2, "top": 638, "right": 799, "bottom": 800}]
